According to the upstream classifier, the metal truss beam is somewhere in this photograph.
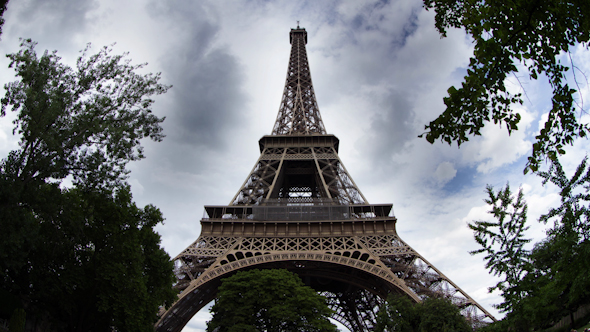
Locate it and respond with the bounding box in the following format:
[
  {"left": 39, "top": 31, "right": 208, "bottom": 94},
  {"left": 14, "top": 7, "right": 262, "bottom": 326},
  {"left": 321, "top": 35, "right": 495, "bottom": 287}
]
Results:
[
  {"left": 157, "top": 215, "right": 495, "bottom": 332},
  {"left": 272, "top": 27, "right": 326, "bottom": 135}
]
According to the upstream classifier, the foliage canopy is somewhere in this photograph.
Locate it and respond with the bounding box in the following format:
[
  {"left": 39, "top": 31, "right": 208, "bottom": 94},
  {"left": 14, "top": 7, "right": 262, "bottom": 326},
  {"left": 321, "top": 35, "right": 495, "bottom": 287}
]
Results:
[
  {"left": 375, "top": 294, "right": 470, "bottom": 332},
  {"left": 0, "top": 185, "right": 177, "bottom": 331},
  {"left": 422, "top": 0, "right": 590, "bottom": 173},
  {"left": 1, "top": 39, "right": 169, "bottom": 190},
  {"left": 468, "top": 184, "right": 531, "bottom": 314},
  {"left": 0, "top": 0, "right": 8, "bottom": 37},
  {"left": 207, "top": 269, "right": 337, "bottom": 332},
  {"left": 0, "top": 40, "right": 175, "bottom": 331},
  {"left": 470, "top": 157, "right": 590, "bottom": 330}
]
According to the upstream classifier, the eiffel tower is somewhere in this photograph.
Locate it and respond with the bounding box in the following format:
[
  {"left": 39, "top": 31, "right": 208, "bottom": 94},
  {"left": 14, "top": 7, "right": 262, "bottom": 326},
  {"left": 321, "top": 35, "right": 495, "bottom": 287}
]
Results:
[{"left": 156, "top": 25, "right": 495, "bottom": 332}]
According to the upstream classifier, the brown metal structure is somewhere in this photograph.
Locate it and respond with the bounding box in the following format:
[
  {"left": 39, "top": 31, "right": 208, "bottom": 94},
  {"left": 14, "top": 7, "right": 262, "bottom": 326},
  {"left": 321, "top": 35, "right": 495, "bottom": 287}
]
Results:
[{"left": 156, "top": 26, "right": 495, "bottom": 332}]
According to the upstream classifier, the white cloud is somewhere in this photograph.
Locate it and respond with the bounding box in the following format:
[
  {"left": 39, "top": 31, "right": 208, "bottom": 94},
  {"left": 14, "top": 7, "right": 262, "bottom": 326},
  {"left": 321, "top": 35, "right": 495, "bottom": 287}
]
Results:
[
  {"left": 128, "top": 178, "right": 145, "bottom": 196},
  {"left": 434, "top": 161, "right": 457, "bottom": 184},
  {"left": 461, "top": 106, "right": 534, "bottom": 173},
  {"left": 0, "top": 112, "right": 19, "bottom": 157}
]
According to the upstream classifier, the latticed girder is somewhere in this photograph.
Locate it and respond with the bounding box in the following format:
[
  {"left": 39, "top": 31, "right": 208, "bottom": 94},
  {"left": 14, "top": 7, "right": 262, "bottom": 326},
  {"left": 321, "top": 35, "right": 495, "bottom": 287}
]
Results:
[
  {"left": 357, "top": 235, "right": 496, "bottom": 327},
  {"left": 272, "top": 27, "right": 326, "bottom": 135},
  {"left": 230, "top": 139, "right": 367, "bottom": 206},
  {"left": 321, "top": 289, "right": 383, "bottom": 331},
  {"left": 158, "top": 224, "right": 496, "bottom": 332}
]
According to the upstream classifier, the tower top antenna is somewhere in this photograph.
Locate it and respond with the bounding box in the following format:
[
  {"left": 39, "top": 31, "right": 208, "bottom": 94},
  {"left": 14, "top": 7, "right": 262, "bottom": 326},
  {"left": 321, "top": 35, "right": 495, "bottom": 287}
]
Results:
[{"left": 297, "top": 20, "right": 300, "bottom": 28}]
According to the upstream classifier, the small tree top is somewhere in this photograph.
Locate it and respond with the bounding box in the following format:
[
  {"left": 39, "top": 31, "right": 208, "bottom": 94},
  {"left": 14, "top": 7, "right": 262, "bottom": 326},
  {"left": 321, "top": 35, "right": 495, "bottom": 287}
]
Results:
[{"left": 207, "top": 269, "right": 337, "bottom": 332}]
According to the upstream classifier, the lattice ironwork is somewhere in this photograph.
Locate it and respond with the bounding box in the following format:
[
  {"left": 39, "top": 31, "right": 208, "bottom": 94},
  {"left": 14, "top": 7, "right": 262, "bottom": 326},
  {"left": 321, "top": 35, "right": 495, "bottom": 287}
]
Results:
[
  {"left": 156, "top": 25, "right": 495, "bottom": 332},
  {"left": 321, "top": 289, "right": 383, "bottom": 331},
  {"left": 231, "top": 142, "right": 367, "bottom": 206},
  {"left": 272, "top": 27, "right": 326, "bottom": 135},
  {"left": 159, "top": 221, "right": 496, "bottom": 331}
]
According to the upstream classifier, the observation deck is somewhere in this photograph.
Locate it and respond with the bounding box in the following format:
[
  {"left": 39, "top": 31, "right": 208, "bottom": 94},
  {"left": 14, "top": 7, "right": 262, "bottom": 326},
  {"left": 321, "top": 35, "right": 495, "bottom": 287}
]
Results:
[{"left": 200, "top": 203, "right": 397, "bottom": 238}]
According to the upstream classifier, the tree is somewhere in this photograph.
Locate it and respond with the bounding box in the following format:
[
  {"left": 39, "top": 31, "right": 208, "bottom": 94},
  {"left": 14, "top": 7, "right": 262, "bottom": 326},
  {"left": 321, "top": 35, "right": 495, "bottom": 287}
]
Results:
[
  {"left": 418, "top": 297, "right": 471, "bottom": 332},
  {"left": 468, "top": 184, "right": 531, "bottom": 315},
  {"left": 0, "top": 40, "right": 175, "bottom": 331},
  {"left": 206, "top": 269, "right": 337, "bottom": 332},
  {"left": 470, "top": 157, "right": 590, "bottom": 330},
  {"left": 421, "top": 0, "right": 590, "bottom": 173},
  {"left": 1, "top": 39, "right": 169, "bottom": 190},
  {"left": 375, "top": 295, "right": 470, "bottom": 332},
  {"left": 375, "top": 295, "right": 419, "bottom": 332},
  {"left": 14, "top": 186, "right": 175, "bottom": 332},
  {"left": 533, "top": 156, "right": 590, "bottom": 329},
  {"left": 0, "top": 183, "right": 177, "bottom": 332},
  {"left": 8, "top": 308, "right": 25, "bottom": 332},
  {"left": 0, "top": 0, "right": 8, "bottom": 38}
]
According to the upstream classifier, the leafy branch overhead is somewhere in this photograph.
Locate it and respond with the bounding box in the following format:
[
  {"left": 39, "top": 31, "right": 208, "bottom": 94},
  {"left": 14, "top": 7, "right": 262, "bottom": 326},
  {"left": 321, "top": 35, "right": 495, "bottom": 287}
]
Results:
[
  {"left": 422, "top": 0, "right": 590, "bottom": 173},
  {"left": 1, "top": 39, "right": 170, "bottom": 189}
]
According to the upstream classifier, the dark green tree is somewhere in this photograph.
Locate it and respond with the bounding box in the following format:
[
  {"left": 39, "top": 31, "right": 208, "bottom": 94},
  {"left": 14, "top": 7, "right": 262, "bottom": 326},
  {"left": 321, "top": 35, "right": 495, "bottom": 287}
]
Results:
[
  {"left": 421, "top": 0, "right": 590, "bottom": 173},
  {"left": 2, "top": 185, "right": 176, "bottom": 332},
  {"left": 375, "top": 294, "right": 419, "bottom": 332},
  {"left": 468, "top": 184, "right": 531, "bottom": 315},
  {"left": 417, "top": 297, "right": 471, "bottom": 332},
  {"left": 470, "top": 157, "right": 590, "bottom": 331},
  {"left": 0, "top": 40, "right": 175, "bottom": 331},
  {"left": 0, "top": 0, "right": 8, "bottom": 38},
  {"left": 8, "top": 308, "right": 25, "bottom": 332},
  {"left": 206, "top": 269, "right": 337, "bottom": 332},
  {"left": 1, "top": 39, "right": 168, "bottom": 190},
  {"left": 375, "top": 295, "right": 470, "bottom": 332},
  {"left": 533, "top": 156, "right": 590, "bottom": 329}
]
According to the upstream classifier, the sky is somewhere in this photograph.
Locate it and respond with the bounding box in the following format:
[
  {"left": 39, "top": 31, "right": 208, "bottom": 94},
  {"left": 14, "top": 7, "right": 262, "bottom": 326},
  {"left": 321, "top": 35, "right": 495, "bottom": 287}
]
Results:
[{"left": 1, "top": 0, "right": 589, "bottom": 331}]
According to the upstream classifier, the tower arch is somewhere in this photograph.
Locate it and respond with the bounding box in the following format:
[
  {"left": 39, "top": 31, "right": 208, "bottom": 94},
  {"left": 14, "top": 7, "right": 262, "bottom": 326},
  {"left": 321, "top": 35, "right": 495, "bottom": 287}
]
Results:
[{"left": 159, "top": 248, "right": 419, "bottom": 332}]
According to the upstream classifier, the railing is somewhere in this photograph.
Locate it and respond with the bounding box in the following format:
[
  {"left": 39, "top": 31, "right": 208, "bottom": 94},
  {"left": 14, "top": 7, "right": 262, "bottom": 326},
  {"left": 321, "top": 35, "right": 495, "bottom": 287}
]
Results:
[
  {"left": 263, "top": 197, "right": 337, "bottom": 205},
  {"left": 253, "top": 205, "right": 350, "bottom": 221},
  {"left": 202, "top": 204, "right": 394, "bottom": 221}
]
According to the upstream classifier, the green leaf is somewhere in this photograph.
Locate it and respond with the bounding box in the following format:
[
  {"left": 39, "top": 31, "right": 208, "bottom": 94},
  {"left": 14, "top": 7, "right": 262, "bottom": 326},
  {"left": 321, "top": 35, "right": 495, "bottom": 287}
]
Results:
[{"left": 422, "top": 0, "right": 589, "bottom": 173}]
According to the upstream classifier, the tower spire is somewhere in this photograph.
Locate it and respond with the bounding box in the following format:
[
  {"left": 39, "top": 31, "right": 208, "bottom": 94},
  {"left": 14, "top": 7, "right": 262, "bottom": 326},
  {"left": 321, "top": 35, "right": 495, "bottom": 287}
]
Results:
[{"left": 272, "top": 26, "right": 326, "bottom": 135}]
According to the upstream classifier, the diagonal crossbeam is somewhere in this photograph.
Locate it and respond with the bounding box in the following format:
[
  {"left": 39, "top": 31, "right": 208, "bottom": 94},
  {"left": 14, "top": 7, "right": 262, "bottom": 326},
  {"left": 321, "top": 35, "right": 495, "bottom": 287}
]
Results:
[{"left": 272, "top": 27, "right": 326, "bottom": 135}]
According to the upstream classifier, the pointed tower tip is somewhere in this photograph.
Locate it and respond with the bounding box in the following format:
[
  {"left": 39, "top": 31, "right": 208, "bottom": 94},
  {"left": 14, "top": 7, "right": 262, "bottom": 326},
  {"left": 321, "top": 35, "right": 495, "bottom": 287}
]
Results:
[{"left": 289, "top": 26, "right": 307, "bottom": 45}]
